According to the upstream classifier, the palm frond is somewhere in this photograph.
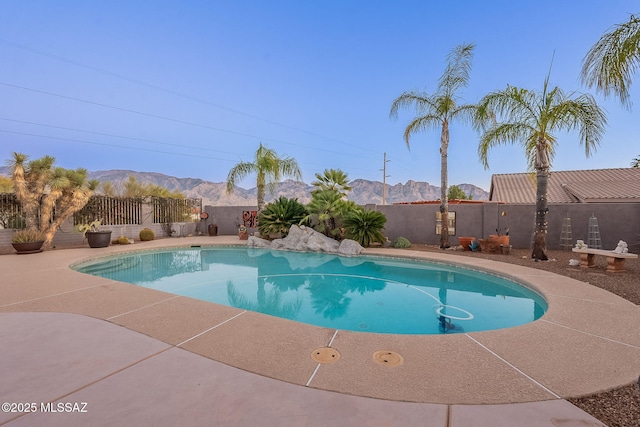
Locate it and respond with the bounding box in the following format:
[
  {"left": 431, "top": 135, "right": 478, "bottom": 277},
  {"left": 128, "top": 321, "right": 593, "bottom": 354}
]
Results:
[
  {"left": 581, "top": 14, "right": 640, "bottom": 107},
  {"left": 438, "top": 43, "right": 474, "bottom": 97},
  {"left": 226, "top": 162, "right": 256, "bottom": 194}
]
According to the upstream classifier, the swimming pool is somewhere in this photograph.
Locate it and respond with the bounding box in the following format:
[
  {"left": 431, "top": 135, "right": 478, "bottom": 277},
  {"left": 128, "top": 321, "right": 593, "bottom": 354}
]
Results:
[{"left": 74, "top": 247, "right": 547, "bottom": 334}]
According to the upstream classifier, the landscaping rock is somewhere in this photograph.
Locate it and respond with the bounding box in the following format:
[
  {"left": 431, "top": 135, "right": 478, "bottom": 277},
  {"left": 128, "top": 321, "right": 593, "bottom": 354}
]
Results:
[
  {"left": 248, "top": 225, "right": 362, "bottom": 256},
  {"left": 247, "top": 236, "right": 272, "bottom": 248},
  {"left": 338, "top": 239, "right": 364, "bottom": 256}
]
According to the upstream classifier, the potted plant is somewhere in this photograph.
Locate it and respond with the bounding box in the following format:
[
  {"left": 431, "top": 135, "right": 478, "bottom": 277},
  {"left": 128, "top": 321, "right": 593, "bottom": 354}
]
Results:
[
  {"left": 11, "top": 228, "right": 45, "bottom": 254},
  {"left": 489, "top": 227, "right": 510, "bottom": 247},
  {"left": 76, "top": 219, "right": 112, "bottom": 248},
  {"left": 457, "top": 236, "right": 476, "bottom": 251},
  {"left": 238, "top": 224, "right": 249, "bottom": 240}
]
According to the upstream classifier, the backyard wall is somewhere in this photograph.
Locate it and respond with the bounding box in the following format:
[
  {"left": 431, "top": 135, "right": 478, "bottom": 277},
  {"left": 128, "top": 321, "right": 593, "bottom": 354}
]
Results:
[
  {"left": 2, "top": 202, "right": 638, "bottom": 252},
  {"left": 369, "top": 202, "right": 640, "bottom": 251}
]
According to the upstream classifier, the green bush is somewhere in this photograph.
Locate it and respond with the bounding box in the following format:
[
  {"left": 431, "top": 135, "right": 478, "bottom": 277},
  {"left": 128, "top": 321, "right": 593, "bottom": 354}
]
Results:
[
  {"left": 343, "top": 208, "right": 387, "bottom": 247},
  {"left": 139, "top": 228, "right": 155, "bottom": 241},
  {"left": 392, "top": 236, "right": 411, "bottom": 248},
  {"left": 258, "top": 197, "right": 307, "bottom": 238}
]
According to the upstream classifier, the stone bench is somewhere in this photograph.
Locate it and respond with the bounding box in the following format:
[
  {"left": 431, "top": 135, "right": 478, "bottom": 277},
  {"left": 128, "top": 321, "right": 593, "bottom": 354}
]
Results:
[{"left": 572, "top": 248, "right": 638, "bottom": 273}]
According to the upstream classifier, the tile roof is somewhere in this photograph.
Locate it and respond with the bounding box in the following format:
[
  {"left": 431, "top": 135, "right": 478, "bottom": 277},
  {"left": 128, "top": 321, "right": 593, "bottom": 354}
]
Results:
[{"left": 489, "top": 168, "right": 640, "bottom": 203}]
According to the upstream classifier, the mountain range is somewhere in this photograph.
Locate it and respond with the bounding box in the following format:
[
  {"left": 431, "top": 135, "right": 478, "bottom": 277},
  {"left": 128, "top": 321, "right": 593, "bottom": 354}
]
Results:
[
  {"left": 86, "top": 170, "right": 489, "bottom": 205},
  {"left": 0, "top": 168, "right": 489, "bottom": 205}
]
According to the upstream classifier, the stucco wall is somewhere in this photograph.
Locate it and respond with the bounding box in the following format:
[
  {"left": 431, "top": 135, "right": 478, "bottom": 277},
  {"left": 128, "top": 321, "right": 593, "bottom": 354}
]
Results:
[{"left": 2, "top": 202, "right": 638, "bottom": 252}]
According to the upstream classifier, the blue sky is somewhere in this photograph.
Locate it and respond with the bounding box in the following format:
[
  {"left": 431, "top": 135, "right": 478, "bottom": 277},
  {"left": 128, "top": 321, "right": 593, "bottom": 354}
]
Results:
[{"left": 1, "top": 1, "right": 638, "bottom": 191}]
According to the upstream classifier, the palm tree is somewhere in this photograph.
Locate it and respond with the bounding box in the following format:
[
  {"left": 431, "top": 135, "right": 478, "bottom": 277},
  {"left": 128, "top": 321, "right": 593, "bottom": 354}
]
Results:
[
  {"left": 226, "top": 143, "right": 302, "bottom": 211},
  {"left": 476, "top": 73, "right": 607, "bottom": 260},
  {"left": 390, "top": 43, "right": 478, "bottom": 249},
  {"left": 311, "top": 169, "right": 352, "bottom": 198},
  {"left": 581, "top": 14, "right": 640, "bottom": 107}
]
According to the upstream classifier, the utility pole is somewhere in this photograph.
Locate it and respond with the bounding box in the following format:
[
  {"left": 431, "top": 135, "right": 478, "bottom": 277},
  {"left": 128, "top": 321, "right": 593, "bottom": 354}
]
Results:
[{"left": 381, "top": 152, "right": 390, "bottom": 205}]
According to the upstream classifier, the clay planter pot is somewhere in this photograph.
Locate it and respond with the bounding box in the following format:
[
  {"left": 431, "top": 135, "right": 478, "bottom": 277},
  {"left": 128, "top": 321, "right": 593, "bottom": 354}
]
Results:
[
  {"left": 208, "top": 224, "right": 218, "bottom": 236},
  {"left": 86, "top": 231, "right": 112, "bottom": 248},
  {"left": 458, "top": 237, "right": 475, "bottom": 251},
  {"left": 12, "top": 240, "right": 45, "bottom": 254},
  {"left": 489, "top": 235, "right": 510, "bottom": 246},
  {"left": 238, "top": 231, "right": 249, "bottom": 240}
]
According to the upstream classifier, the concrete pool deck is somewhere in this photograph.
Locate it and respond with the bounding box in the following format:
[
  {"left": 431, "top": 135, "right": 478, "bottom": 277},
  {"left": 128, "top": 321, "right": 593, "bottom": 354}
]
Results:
[{"left": 2, "top": 236, "right": 639, "bottom": 426}]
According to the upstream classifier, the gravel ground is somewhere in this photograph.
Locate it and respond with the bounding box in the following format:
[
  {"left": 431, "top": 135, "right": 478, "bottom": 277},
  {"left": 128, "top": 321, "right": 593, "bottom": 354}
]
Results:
[
  {"left": 410, "top": 244, "right": 640, "bottom": 427},
  {"left": 3, "top": 241, "right": 639, "bottom": 425}
]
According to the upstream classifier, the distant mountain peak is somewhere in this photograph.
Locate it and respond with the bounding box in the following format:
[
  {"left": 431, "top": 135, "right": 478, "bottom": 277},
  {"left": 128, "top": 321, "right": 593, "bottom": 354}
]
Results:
[{"left": 0, "top": 167, "right": 489, "bottom": 205}]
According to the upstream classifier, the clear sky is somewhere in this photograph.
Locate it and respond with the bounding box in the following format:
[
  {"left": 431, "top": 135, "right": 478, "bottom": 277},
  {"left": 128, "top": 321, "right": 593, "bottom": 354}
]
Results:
[{"left": 1, "top": 0, "right": 638, "bottom": 191}]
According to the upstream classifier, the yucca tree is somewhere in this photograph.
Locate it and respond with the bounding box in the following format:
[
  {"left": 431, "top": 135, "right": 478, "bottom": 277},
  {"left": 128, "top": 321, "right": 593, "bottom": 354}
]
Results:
[
  {"left": 226, "top": 143, "right": 302, "bottom": 211},
  {"left": 390, "top": 43, "right": 478, "bottom": 249},
  {"left": 311, "top": 168, "right": 352, "bottom": 198},
  {"left": 581, "top": 14, "right": 640, "bottom": 107},
  {"left": 10, "top": 153, "right": 98, "bottom": 248},
  {"left": 476, "top": 73, "right": 607, "bottom": 260}
]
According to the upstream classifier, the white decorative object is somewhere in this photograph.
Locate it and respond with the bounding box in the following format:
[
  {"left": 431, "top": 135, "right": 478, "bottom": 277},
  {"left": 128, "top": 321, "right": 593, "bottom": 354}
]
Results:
[
  {"left": 569, "top": 259, "right": 580, "bottom": 267},
  {"left": 613, "top": 240, "right": 628, "bottom": 254},
  {"left": 575, "top": 240, "right": 588, "bottom": 249}
]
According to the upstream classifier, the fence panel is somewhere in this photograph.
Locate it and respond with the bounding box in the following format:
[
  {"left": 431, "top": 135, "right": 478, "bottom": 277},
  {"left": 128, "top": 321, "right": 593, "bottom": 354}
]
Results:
[
  {"left": 74, "top": 196, "right": 143, "bottom": 226},
  {"left": 0, "top": 193, "right": 24, "bottom": 229},
  {"left": 152, "top": 197, "right": 201, "bottom": 224}
]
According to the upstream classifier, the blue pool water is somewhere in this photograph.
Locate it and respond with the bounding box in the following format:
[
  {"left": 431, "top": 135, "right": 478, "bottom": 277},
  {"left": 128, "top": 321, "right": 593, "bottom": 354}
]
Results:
[{"left": 74, "top": 247, "right": 547, "bottom": 335}]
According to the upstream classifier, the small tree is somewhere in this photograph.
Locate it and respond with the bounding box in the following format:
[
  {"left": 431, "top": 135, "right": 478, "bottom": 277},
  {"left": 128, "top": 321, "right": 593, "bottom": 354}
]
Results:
[
  {"left": 447, "top": 185, "right": 472, "bottom": 200},
  {"left": 9, "top": 153, "right": 98, "bottom": 248}
]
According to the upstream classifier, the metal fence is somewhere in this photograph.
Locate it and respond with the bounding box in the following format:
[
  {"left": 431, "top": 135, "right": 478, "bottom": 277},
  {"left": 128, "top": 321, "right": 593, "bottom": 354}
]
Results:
[
  {"left": 74, "top": 196, "right": 144, "bottom": 226},
  {"left": 0, "top": 193, "right": 22, "bottom": 229},
  {"left": 152, "top": 197, "right": 201, "bottom": 224},
  {"left": 0, "top": 194, "right": 202, "bottom": 228}
]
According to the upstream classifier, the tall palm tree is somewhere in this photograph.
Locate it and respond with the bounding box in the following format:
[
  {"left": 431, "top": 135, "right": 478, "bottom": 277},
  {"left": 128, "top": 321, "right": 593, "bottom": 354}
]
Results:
[
  {"left": 390, "top": 43, "right": 478, "bottom": 249},
  {"left": 476, "top": 73, "right": 607, "bottom": 260},
  {"left": 226, "top": 143, "right": 302, "bottom": 211},
  {"left": 581, "top": 14, "right": 640, "bottom": 107}
]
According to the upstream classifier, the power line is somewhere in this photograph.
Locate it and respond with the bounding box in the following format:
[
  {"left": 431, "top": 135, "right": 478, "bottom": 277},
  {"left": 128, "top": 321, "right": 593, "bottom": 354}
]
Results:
[
  {"left": 0, "top": 37, "right": 380, "bottom": 154},
  {"left": 0, "top": 117, "right": 251, "bottom": 157},
  {"left": 0, "top": 128, "right": 378, "bottom": 175},
  {"left": 0, "top": 129, "right": 237, "bottom": 162},
  {"left": 0, "top": 81, "right": 379, "bottom": 161}
]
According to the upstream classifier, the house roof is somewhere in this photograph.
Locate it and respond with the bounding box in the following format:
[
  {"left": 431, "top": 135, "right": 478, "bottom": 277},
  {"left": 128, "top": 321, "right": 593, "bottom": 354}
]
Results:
[{"left": 489, "top": 168, "right": 640, "bottom": 203}]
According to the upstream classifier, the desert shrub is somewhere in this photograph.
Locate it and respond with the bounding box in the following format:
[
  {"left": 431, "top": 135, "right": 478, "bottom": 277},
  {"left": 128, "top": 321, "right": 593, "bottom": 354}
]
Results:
[
  {"left": 392, "top": 236, "right": 411, "bottom": 248},
  {"left": 343, "top": 208, "right": 387, "bottom": 247},
  {"left": 139, "top": 228, "right": 155, "bottom": 241},
  {"left": 258, "top": 197, "right": 307, "bottom": 238},
  {"left": 116, "top": 236, "right": 131, "bottom": 245}
]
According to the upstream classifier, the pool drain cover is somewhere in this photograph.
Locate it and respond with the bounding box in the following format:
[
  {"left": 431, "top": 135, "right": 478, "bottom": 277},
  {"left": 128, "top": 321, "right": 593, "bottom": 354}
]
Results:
[
  {"left": 372, "top": 350, "right": 404, "bottom": 367},
  {"left": 311, "top": 347, "right": 340, "bottom": 364}
]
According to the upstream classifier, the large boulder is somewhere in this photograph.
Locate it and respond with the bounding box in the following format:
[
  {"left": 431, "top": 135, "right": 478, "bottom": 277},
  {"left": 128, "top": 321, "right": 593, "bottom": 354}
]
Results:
[
  {"left": 338, "top": 239, "right": 364, "bottom": 256},
  {"left": 247, "top": 236, "right": 272, "bottom": 248},
  {"left": 249, "top": 225, "right": 362, "bottom": 256}
]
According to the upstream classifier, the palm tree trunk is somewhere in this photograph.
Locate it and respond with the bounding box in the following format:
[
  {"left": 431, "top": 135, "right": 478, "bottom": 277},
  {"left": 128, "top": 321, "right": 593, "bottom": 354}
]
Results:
[
  {"left": 439, "top": 120, "right": 450, "bottom": 249},
  {"left": 532, "top": 139, "right": 550, "bottom": 260},
  {"left": 257, "top": 183, "right": 265, "bottom": 212}
]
